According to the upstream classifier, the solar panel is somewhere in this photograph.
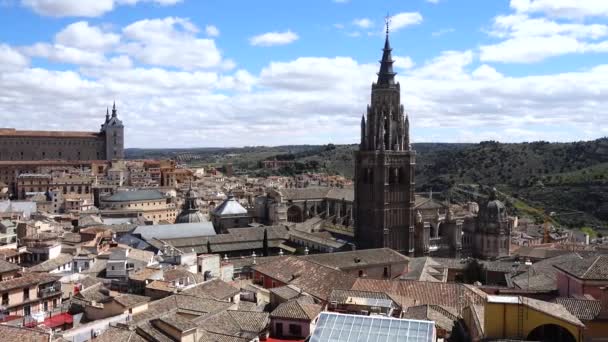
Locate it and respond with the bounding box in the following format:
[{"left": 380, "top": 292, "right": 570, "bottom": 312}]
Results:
[{"left": 310, "top": 312, "right": 435, "bottom": 342}]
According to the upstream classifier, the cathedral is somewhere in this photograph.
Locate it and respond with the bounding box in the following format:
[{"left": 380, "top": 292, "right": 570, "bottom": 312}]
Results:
[
  {"left": 353, "top": 26, "right": 512, "bottom": 259},
  {"left": 354, "top": 25, "right": 416, "bottom": 256}
]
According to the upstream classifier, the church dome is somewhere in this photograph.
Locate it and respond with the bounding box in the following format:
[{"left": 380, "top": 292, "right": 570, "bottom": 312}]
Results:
[
  {"left": 478, "top": 188, "right": 508, "bottom": 233},
  {"left": 176, "top": 210, "right": 206, "bottom": 224},
  {"left": 212, "top": 194, "right": 248, "bottom": 217},
  {"left": 175, "top": 186, "right": 206, "bottom": 224}
]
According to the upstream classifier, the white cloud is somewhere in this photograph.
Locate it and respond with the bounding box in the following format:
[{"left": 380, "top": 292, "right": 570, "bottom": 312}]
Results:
[
  {"left": 393, "top": 56, "right": 415, "bottom": 69},
  {"left": 23, "top": 43, "right": 108, "bottom": 66},
  {"left": 432, "top": 28, "right": 455, "bottom": 37},
  {"left": 55, "top": 21, "right": 120, "bottom": 51},
  {"left": 120, "top": 17, "right": 223, "bottom": 69},
  {"left": 510, "top": 0, "right": 608, "bottom": 19},
  {"left": 480, "top": 13, "right": 608, "bottom": 63},
  {"left": 472, "top": 64, "right": 503, "bottom": 80},
  {"left": 353, "top": 18, "right": 373, "bottom": 29},
  {"left": 426, "top": 0, "right": 440, "bottom": 3},
  {"left": 0, "top": 44, "right": 29, "bottom": 71},
  {"left": 205, "top": 25, "right": 220, "bottom": 37},
  {"left": 390, "top": 12, "right": 423, "bottom": 32},
  {"left": 250, "top": 30, "right": 299, "bottom": 47},
  {"left": 21, "top": 0, "right": 181, "bottom": 17}
]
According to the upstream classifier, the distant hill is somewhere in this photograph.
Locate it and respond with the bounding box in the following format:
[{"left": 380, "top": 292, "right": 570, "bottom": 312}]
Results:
[{"left": 126, "top": 137, "right": 608, "bottom": 228}]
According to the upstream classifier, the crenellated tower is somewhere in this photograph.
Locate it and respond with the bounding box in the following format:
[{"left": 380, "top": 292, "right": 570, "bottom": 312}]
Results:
[{"left": 354, "top": 20, "right": 416, "bottom": 255}]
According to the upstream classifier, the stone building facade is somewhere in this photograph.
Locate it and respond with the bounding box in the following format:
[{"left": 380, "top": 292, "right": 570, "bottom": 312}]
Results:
[
  {"left": 0, "top": 103, "right": 124, "bottom": 162},
  {"left": 354, "top": 29, "right": 416, "bottom": 256}
]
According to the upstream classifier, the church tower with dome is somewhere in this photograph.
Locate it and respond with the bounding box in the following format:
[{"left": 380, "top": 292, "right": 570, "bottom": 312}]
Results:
[
  {"left": 175, "top": 186, "right": 206, "bottom": 224},
  {"left": 474, "top": 188, "right": 511, "bottom": 259}
]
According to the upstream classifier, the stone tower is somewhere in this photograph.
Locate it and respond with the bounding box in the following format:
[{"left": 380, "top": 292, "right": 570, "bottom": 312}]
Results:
[
  {"left": 101, "top": 102, "right": 124, "bottom": 160},
  {"left": 354, "top": 25, "right": 416, "bottom": 256},
  {"left": 475, "top": 188, "right": 511, "bottom": 259}
]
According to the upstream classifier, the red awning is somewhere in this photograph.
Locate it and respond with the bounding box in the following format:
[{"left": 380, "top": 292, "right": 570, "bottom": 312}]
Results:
[{"left": 42, "top": 313, "right": 73, "bottom": 328}]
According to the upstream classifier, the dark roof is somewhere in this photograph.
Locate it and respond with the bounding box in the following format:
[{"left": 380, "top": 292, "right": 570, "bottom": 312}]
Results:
[
  {"left": 270, "top": 297, "right": 322, "bottom": 320},
  {"left": 351, "top": 279, "right": 487, "bottom": 311},
  {"left": 403, "top": 304, "right": 458, "bottom": 333},
  {"left": 270, "top": 285, "right": 302, "bottom": 301},
  {"left": 401, "top": 257, "right": 447, "bottom": 282},
  {"left": 253, "top": 256, "right": 356, "bottom": 301},
  {"left": 302, "top": 248, "right": 409, "bottom": 270},
  {"left": 95, "top": 326, "right": 147, "bottom": 342},
  {"left": 278, "top": 187, "right": 334, "bottom": 201},
  {"left": 114, "top": 293, "right": 150, "bottom": 308},
  {"left": 554, "top": 297, "right": 602, "bottom": 321},
  {"left": 0, "top": 325, "right": 51, "bottom": 342},
  {"left": 155, "top": 313, "right": 198, "bottom": 332},
  {"left": 73, "top": 283, "right": 111, "bottom": 303},
  {"left": 104, "top": 190, "right": 166, "bottom": 202},
  {"left": 328, "top": 289, "right": 396, "bottom": 306},
  {"left": 182, "top": 279, "right": 239, "bottom": 301},
  {"left": 554, "top": 255, "right": 608, "bottom": 280},
  {"left": 27, "top": 253, "right": 73, "bottom": 272},
  {"left": 0, "top": 258, "right": 20, "bottom": 273},
  {"left": 130, "top": 294, "right": 232, "bottom": 325},
  {"left": 200, "top": 310, "right": 270, "bottom": 338},
  {"left": 150, "top": 225, "right": 289, "bottom": 254},
  {"left": 0, "top": 273, "right": 59, "bottom": 292}
]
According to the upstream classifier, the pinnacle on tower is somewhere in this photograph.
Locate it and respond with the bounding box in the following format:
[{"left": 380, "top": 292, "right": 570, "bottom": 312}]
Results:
[
  {"left": 105, "top": 107, "right": 110, "bottom": 123},
  {"left": 112, "top": 101, "right": 117, "bottom": 117},
  {"left": 377, "top": 14, "right": 396, "bottom": 86}
]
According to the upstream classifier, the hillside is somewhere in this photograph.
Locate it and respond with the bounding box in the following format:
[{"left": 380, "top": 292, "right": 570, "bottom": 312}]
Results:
[{"left": 126, "top": 138, "right": 608, "bottom": 228}]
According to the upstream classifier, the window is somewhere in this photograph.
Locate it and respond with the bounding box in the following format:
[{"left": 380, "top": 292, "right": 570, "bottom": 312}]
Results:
[
  {"left": 2, "top": 293, "right": 8, "bottom": 305},
  {"left": 23, "top": 288, "right": 29, "bottom": 300},
  {"left": 288, "top": 324, "right": 302, "bottom": 336},
  {"left": 23, "top": 305, "right": 31, "bottom": 316},
  {"left": 358, "top": 270, "right": 364, "bottom": 277},
  {"left": 383, "top": 267, "right": 389, "bottom": 278}
]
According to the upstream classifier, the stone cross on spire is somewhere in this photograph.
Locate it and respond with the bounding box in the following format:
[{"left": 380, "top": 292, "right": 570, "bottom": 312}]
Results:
[{"left": 385, "top": 13, "right": 391, "bottom": 36}]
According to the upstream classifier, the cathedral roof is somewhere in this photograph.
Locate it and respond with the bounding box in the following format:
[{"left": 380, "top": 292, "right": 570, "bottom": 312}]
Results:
[
  {"left": 213, "top": 195, "right": 248, "bottom": 216},
  {"left": 377, "top": 29, "right": 396, "bottom": 86}
]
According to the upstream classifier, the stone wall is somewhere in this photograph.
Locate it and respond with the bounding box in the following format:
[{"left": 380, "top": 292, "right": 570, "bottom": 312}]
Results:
[{"left": 0, "top": 134, "right": 107, "bottom": 161}]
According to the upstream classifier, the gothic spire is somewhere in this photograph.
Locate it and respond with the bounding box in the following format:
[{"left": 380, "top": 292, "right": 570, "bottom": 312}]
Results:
[
  {"left": 404, "top": 114, "right": 410, "bottom": 148},
  {"left": 105, "top": 107, "right": 110, "bottom": 123},
  {"left": 377, "top": 15, "right": 396, "bottom": 86},
  {"left": 360, "top": 114, "right": 366, "bottom": 149},
  {"left": 112, "top": 101, "right": 117, "bottom": 117}
]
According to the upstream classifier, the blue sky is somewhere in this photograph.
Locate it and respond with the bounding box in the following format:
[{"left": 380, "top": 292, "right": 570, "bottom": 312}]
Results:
[{"left": 1, "top": 0, "right": 608, "bottom": 148}]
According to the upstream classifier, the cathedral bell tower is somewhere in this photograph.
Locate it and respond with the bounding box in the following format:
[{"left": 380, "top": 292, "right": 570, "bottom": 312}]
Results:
[{"left": 354, "top": 18, "right": 416, "bottom": 255}]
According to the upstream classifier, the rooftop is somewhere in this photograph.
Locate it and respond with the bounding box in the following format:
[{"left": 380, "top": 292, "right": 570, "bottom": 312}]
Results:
[
  {"left": 270, "top": 296, "right": 322, "bottom": 320},
  {"left": 103, "top": 189, "right": 166, "bottom": 202},
  {"left": 310, "top": 312, "right": 435, "bottom": 342},
  {"left": 0, "top": 128, "right": 100, "bottom": 138},
  {"left": 133, "top": 222, "right": 216, "bottom": 240},
  {"left": 302, "top": 248, "right": 409, "bottom": 270},
  {"left": 554, "top": 255, "right": 608, "bottom": 280},
  {"left": 212, "top": 195, "right": 248, "bottom": 216}
]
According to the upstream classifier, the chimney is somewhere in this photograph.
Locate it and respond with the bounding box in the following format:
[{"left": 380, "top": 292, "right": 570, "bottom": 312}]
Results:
[{"left": 600, "top": 287, "right": 608, "bottom": 319}]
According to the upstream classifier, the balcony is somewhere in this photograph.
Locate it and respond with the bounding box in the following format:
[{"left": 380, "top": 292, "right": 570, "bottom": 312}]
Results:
[{"left": 38, "top": 285, "right": 61, "bottom": 298}]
